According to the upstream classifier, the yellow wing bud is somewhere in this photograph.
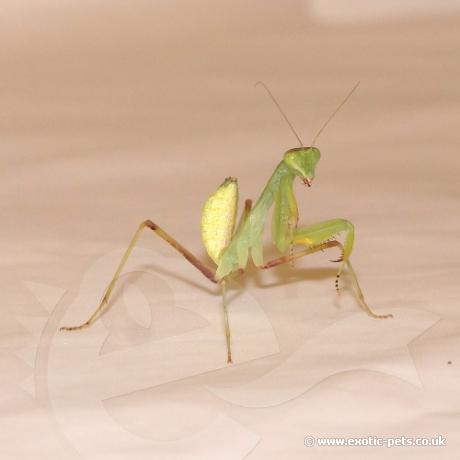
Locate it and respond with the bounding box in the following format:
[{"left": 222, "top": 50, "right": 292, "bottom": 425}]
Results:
[{"left": 201, "top": 177, "right": 238, "bottom": 264}]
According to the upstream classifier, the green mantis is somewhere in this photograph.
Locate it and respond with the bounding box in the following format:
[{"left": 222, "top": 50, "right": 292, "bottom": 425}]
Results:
[{"left": 61, "top": 82, "right": 392, "bottom": 363}]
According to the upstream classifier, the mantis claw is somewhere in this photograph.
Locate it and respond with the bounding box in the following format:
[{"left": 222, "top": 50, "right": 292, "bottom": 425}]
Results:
[{"left": 330, "top": 257, "right": 343, "bottom": 263}]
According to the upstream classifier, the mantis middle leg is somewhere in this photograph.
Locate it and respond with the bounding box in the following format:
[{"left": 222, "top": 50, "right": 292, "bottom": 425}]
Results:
[
  {"left": 220, "top": 198, "right": 253, "bottom": 364},
  {"left": 60, "top": 220, "right": 217, "bottom": 331}
]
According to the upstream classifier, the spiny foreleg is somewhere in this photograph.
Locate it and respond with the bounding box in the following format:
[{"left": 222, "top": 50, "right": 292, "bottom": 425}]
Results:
[{"left": 288, "top": 219, "right": 392, "bottom": 319}]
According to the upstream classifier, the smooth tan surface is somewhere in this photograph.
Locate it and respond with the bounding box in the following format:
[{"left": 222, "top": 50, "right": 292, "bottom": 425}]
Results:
[{"left": 1, "top": 2, "right": 459, "bottom": 459}]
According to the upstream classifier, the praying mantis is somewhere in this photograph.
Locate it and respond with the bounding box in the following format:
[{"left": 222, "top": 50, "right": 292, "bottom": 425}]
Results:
[{"left": 61, "top": 81, "right": 392, "bottom": 363}]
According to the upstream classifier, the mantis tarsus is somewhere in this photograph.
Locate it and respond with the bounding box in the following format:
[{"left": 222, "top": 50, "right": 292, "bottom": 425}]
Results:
[{"left": 61, "top": 81, "right": 393, "bottom": 363}]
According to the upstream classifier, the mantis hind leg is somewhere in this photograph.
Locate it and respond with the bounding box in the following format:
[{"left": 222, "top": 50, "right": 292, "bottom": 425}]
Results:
[
  {"left": 287, "top": 218, "right": 391, "bottom": 319},
  {"left": 60, "top": 220, "right": 217, "bottom": 332}
]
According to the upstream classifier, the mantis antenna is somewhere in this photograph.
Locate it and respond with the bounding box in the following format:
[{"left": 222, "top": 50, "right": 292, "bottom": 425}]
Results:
[
  {"left": 255, "top": 81, "right": 304, "bottom": 147},
  {"left": 311, "top": 80, "right": 360, "bottom": 147}
]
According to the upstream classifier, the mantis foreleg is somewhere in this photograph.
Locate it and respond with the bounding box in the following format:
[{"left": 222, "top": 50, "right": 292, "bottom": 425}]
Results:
[
  {"left": 60, "top": 220, "right": 217, "bottom": 332},
  {"left": 261, "top": 240, "right": 343, "bottom": 269},
  {"left": 266, "top": 218, "right": 392, "bottom": 320},
  {"left": 236, "top": 199, "right": 253, "bottom": 232}
]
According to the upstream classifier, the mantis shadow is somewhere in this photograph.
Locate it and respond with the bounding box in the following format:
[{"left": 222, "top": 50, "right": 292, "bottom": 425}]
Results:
[
  {"left": 105, "top": 251, "right": 346, "bottom": 312},
  {"left": 226, "top": 263, "right": 341, "bottom": 305}
]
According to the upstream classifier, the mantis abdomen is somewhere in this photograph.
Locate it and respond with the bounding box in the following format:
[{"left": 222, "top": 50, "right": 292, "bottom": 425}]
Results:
[{"left": 200, "top": 177, "right": 239, "bottom": 264}]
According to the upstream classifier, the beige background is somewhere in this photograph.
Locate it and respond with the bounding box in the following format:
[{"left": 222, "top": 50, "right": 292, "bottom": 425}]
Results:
[{"left": 1, "top": 1, "right": 459, "bottom": 459}]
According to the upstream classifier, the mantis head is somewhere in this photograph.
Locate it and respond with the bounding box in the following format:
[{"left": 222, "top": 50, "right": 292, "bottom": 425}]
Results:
[
  {"left": 256, "top": 81, "right": 360, "bottom": 188},
  {"left": 283, "top": 147, "right": 320, "bottom": 187}
]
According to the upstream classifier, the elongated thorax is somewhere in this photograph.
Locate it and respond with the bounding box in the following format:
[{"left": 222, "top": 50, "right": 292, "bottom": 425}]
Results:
[{"left": 201, "top": 177, "right": 239, "bottom": 265}]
